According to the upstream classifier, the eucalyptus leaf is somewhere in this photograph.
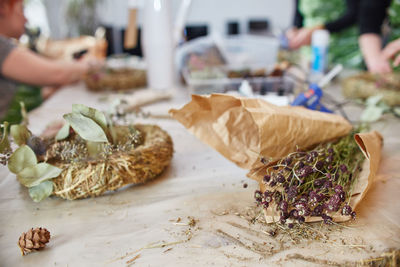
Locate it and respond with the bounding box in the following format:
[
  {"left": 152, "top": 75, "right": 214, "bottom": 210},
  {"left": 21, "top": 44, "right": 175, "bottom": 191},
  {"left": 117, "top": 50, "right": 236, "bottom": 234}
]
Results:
[
  {"left": 72, "top": 104, "right": 108, "bottom": 132},
  {"left": 28, "top": 180, "right": 53, "bottom": 202},
  {"left": 19, "top": 102, "right": 28, "bottom": 126},
  {"left": 0, "top": 122, "right": 11, "bottom": 153},
  {"left": 55, "top": 122, "right": 70, "bottom": 141},
  {"left": 394, "top": 107, "right": 400, "bottom": 117},
  {"left": 365, "top": 95, "right": 383, "bottom": 106},
  {"left": 10, "top": 124, "right": 31, "bottom": 146},
  {"left": 8, "top": 145, "right": 37, "bottom": 174},
  {"left": 64, "top": 113, "right": 108, "bottom": 142},
  {"left": 376, "top": 101, "right": 391, "bottom": 113},
  {"left": 17, "top": 162, "right": 62, "bottom": 187},
  {"left": 360, "top": 105, "right": 385, "bottom": 122}
]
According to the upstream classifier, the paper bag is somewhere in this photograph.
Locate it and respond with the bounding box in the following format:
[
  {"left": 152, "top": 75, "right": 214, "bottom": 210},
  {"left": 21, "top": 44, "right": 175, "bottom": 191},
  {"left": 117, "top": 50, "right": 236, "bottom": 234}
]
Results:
[{"left": 170, "top": 94, "right": 352, "bottom": 169}]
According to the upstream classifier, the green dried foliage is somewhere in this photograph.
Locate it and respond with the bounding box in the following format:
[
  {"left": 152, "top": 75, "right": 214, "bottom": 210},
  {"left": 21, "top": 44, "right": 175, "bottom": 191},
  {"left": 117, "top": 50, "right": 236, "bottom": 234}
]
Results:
[
  {"left": 63, "top": 113, "right": 108, "bottom": 143},
  {"left": 0, "top": 122, "right": 11, "bottom": 154},
  {"left": 8, "top": 145, "right": 37, "bottom": 174},
  {"left": 28, "top": 180, "right": 53, "bottom": 203},
  {"left": 10, "top": 124, "right": 31, "bottom": 146}
]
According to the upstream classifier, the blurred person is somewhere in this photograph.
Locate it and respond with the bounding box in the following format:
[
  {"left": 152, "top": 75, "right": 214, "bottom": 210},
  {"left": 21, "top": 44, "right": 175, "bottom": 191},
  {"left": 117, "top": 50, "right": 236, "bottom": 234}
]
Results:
[
  {"left": 358, "top": 0, "right": 400, "bottom": 73},
  {"left": 287, "top": 0, "right": 363, "bottom": 68},
  {"left": 0, "top": 0, "right": 95, "bottom": 120}
]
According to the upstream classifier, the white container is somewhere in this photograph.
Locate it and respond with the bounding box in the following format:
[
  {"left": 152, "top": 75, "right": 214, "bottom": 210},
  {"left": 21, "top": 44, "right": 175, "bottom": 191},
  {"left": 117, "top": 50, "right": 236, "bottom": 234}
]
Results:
[
  {"left": 142, "top": 0, "right": 174, "bottom": 90},
  {"left": 311, "top": 29, "right": 330, "bottom": 76}
]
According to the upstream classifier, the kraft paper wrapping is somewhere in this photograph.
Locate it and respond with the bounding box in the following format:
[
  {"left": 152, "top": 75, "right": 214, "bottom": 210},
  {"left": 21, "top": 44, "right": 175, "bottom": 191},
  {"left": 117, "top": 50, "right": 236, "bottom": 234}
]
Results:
[
  {"left": 170, "top": 94, "right": 383, "bottom": 223},
  {"left": 169, "top": 94, "right": 352, "bottom": 169},
  {"left": 248, "top": 131, "right": 383, "bottom": 223}
]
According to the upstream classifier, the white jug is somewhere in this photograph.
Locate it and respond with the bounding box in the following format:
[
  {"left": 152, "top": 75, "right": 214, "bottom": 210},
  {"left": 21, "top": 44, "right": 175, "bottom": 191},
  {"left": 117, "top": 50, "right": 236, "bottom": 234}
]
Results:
[{"left": 127, "top": 0, "right": 192, "bottom": 91}]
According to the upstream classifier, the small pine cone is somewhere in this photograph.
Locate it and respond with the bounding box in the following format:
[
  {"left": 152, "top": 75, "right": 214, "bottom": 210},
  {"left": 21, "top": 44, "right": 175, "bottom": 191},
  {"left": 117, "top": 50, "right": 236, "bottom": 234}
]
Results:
[{"left": 18, "top": 228, "right": 51, "bottom": 255}]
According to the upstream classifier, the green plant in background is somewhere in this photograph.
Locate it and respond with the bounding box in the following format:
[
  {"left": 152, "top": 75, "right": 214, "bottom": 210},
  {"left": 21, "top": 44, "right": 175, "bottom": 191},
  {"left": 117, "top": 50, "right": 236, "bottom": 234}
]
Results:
[
  {"left": 1, "top": 84, "right": 42, "bottom": 125},
  {"left": 360, "top": 95, "right": 400, "bottom": 122},
  {"left": 66, "top": 0, "right": 103, "bottom": 36}
]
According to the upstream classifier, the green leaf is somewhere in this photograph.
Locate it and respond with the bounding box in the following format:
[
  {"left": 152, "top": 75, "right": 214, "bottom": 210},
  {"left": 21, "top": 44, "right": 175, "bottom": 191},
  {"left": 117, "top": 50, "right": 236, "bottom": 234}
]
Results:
[
  {"left": 17, "top": 162, "right": 62, "bottom": 187},
  {"left": 8, "top": 145, "right": 37, "bottom": 174},
  {"left": 19, "top": 102, "right": 29, "bottom": 126},
  {"left": 10, "top": 124, "right": 31, "bottom": 146},
  {"left": 394, "top": 107, "right": 400, "bottom": 117},
  {"left": 360, "top": 105, "right": 385, "bottom": 122},
  {"left": 28, "top": 180, "right": 53, "bottom": 202},
  {"left": 0, "top": 122, "right": 11, "bottom": 153},
  {"left": 365, "top": 95, "right": 383, "bottom": 106},
  {"left": 64, "top": 113, "right": 108, "bottom": 142},
  {"left": 55, "top": 122, "right": 70, "bottom": 141},
  {"left": 72, "top": 104, "right": 108, "bottom": 133}
]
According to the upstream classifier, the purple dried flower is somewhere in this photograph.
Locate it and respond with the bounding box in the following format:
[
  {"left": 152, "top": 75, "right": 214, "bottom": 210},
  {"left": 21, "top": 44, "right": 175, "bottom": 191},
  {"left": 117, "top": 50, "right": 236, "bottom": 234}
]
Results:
[
  {"left": 326, "top": 154, "right": 333, "bottom": 164},
  {"left": 328, "top": 148, "right": 334, "bottom": 154},
  {"left": 351, "top": 211, "right": 356, "bottom": 219},
  {"left": 288, "top": 223, "right": 294, "bottom": 229},
  {"left": 269, "top": 180, "right": 277, "bottom": 187},
  {"left": 263, "top": 191, "right": 273, "bottom": 203},
  {"left": 341, "top": 205, "right": 352, "bottom": 216},
  {"left": 287, "top": 186, "right": 298, "bottom": 200},
  {"left": 309, "top": 191, "right": 319, "bottom": 203},
  {"left": 276, "top": 173, "right": 286, "bottom": 183},
  {"left": 295, "top": 202, "right": 310, "bottom": 216},
  {"left": 322, "top": 214, "right": 333, "bottom": 224},
  {"left": 289, "top": 209, "right": 299, "bottom": 219},
  {"left": 340, "top": 164, "right": 348, "bottom": 173},
  {"left": 263, "top": 175, "right": 271, "bottom": 184},
  {"left": 297, "top": 216, "right": 305, "bottom": 223},
  {"left": 298, "top": 195, "right": 308, "bottom": 203},
  {"left": 298, "top": 161, "right": 305, "bottom": 169},
  {"left": 334, "top": 185, "right": 343, "bottom": 194},
  {"left": 314, "top": 178, "right": 325, "bottom": 187},
  {"left": 262, "top": 201, "right": 269, "bottom": 209},
  {"left": 322, "top": 180, "right": 333, "bottom": 190},
  {"left": 338, "top": 191, "right": 346, "bottom": 202},
  {"left": 274, "top": 192, "right": 282, "bottom": 203},
  {"left": 284, "top": 157, "right": 293, "bottom": 166},
  {"left": 326, "top": 194, "right": 341, "bottom": 212},
  {"left": 254, "top": 190, "right": 262, "bottom": 202},
  {"left": 326, "top": 173, "right": 332, "bottom": 180},
  {"left": 273, "top": 166, "right": 279, "bottom": 170},
  {"left": 260, "top": 157, "right": 267, "bottom": 164},
  {"left": 315, "top": 161, "right": 324, "bottom": 170},
  {"left": 297, "top": 166, "right": 313, "bottom": 178},
  {"left": 312, "top": 205, "right": 324, "bottom": 216},
  {"left": 279, "top": 200, "right": 288, "bottom": 212}
]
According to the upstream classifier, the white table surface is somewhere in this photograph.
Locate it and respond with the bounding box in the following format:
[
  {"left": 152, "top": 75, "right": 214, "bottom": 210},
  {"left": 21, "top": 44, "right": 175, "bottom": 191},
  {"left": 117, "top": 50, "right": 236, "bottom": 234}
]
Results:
[{"left": 0, "top": 81, "right": 399, "bottom": 267}]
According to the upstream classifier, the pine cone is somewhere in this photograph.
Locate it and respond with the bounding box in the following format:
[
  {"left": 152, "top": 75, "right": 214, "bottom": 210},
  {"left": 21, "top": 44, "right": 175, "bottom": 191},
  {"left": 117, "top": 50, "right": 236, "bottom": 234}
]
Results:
[{"left": 18, "top": 228, "right": 51, "bottom": 255}]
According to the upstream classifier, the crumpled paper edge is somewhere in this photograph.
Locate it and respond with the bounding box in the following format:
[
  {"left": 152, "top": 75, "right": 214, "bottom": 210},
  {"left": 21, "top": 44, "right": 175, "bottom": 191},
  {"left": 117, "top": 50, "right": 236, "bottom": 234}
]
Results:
[
  {"left": 170, "top": 94, "right": 352, "bottom": 170},
  {"left": 247, "top": 131, "right": 383, "bottom": 223}
]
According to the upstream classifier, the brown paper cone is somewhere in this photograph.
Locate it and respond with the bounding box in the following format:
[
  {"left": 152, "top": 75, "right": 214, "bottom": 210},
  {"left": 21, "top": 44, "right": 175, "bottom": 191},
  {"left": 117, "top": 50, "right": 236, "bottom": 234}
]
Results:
[
  {"left": 247, "top": 131, "right": 383, "bottom": 223},
  {"left": 170, "top": 94, "right": 352, "bottom": 169}
]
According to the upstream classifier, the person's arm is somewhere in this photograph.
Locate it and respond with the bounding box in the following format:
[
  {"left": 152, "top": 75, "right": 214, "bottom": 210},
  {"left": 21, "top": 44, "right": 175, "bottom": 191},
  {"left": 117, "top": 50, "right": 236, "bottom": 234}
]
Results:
[
  {"left": 359, "top": 34, "right": 391, "bottom": 73},
  {"left": 358, "top": 0, "right": 392, "bottom": 73},
  {"left": 324, "top": 0, "right": 359, "bottom": 33},
  {"left": 382, "top": 38, "right": 400, "bottom": 67},
  {"left": 1, "top": 46, "right": 90, "bottom": 87}
]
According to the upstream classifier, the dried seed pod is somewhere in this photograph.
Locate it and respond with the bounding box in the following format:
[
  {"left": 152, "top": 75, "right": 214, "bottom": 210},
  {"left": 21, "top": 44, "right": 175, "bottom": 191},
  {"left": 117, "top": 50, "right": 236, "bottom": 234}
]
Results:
[{"left": 18, "top": 228, "right": 50, "bottom": 255}]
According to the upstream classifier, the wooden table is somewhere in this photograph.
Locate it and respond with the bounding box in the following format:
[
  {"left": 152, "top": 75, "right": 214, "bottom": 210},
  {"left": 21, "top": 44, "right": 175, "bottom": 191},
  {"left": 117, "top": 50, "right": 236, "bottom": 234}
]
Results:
[{"left": 0, "top": 81, "right": 399, "bottom": 266}]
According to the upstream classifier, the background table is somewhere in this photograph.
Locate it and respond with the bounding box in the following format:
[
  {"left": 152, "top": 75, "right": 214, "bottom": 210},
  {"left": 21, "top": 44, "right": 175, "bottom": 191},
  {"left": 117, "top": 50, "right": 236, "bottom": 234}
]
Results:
[{"left": 0, "top": 81, "right": 399, "bottom": 266}]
